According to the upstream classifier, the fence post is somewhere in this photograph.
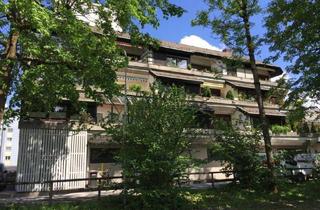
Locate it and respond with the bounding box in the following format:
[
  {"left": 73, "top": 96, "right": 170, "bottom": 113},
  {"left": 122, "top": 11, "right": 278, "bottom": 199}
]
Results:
[
  {"left": 49, "top": 181, "right": 53, "bottom": 204},
  {"left": 98, "top": 178, "right": 101, "bottom": 199},
  {"left": 211, "top": 172, "right": 214, "bottom": 188}
]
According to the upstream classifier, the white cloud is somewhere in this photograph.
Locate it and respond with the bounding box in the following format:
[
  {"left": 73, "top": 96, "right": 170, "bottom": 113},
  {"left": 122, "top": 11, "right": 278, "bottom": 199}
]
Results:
[{"left": 179, "top": 35, "right": 222, "bottom": 52}]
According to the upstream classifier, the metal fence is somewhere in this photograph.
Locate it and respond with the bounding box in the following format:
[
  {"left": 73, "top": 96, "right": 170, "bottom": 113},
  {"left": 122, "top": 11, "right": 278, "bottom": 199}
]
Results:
[{"left": 0, "top": 168, "right": 317, "bottom": 204}]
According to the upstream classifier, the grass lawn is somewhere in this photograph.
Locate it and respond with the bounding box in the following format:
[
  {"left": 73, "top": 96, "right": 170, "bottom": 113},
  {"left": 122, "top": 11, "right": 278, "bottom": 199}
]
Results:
[{"left": 4, "top": 180, "right": 320, "bottom": 210}]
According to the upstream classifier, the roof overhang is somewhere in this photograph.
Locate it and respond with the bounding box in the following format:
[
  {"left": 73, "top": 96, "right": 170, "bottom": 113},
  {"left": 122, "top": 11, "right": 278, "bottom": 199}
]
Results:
[
  {"left": 237, "top": 107, "right": 287, "bottom": 117},
  {"left": 150, "top": 70, "right": 204, "bottom": 84},
  {"left": 226, "top": 81, "right": 271, "bottom": 91}
]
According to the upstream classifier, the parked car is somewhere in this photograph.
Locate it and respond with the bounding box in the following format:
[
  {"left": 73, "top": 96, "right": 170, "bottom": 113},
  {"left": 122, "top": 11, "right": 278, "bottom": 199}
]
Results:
[{"left": 281, "top": 153, "right": 316, "bottom": 182}]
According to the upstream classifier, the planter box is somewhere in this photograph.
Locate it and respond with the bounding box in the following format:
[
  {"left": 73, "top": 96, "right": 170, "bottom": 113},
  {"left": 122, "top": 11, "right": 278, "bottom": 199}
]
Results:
[
  {"left": 70, "top": 114, "right": 80, "bottom": 121},
  {"left": 49, "top": 112, "right": 67, "bottom": 119},
  {"left": 29, "top": 112, "right": 47, "bottom": 118}
]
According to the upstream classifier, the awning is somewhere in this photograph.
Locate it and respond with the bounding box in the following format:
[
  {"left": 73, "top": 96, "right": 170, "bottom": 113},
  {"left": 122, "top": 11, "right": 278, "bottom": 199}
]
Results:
[
  {"left": 201, "top": 82, "right": 224, "bottom": 89},
  {"left": 238, "top": 107, "right": 287, "bottom": 117},
  {"left": 227, "top": 81, "right": 271, "bottom": 91},
  {"left": 150, "top": 70, "right": 203, "bottom": 84}
]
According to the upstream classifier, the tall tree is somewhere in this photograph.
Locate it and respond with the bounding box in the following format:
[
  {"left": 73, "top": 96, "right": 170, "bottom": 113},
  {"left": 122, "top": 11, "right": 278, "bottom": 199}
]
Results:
[
  {"left": 107, "top": 84, "right": 196, "bottom": 209},
  {"left": 265, "top": 0, "right": 320, "bottom": 103},
  {"left": 0, "top": 0, "right": 184, "bottom": 122},
  {"left": 192, "top": 0, "right": 277, "bottom": 192}
]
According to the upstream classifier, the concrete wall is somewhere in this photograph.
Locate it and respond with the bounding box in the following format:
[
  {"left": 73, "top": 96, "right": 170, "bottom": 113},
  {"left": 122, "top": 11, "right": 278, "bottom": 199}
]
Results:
[{"left": 0, "top": 119, "right": 19, "bottom": 168}]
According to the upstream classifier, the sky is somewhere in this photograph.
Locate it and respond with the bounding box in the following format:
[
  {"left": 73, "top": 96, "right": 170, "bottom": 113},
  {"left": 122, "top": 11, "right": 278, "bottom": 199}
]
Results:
[{"left": 141, "top": 0, "right": 288, "bottom": 81}]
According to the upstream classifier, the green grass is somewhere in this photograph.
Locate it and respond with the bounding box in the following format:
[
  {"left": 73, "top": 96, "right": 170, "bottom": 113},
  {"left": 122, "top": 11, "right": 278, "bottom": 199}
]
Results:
[{"left": 4, "top": 180, "right": 320, "bottom": 210}]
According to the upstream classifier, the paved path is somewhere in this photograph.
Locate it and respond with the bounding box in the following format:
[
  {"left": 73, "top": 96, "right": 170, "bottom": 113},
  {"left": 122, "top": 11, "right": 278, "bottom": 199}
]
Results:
[
  {"left": 0, "top": 182, "right": 231, "bottom": 205},
  {"left": 0, "top": 190, "right": 121, "bottom": 205}
]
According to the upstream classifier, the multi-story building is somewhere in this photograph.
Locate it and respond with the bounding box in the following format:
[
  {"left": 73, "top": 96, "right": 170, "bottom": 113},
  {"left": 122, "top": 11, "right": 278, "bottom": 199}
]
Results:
[
  {"left": 0, "top": 119, "right": 19, "bottom": 171},
  {"left": 16, "top": 35, "right": 320, "bottom": 191}
]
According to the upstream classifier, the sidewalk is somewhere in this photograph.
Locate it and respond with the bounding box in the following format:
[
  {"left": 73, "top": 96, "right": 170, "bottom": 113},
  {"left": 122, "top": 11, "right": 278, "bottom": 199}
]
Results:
[
  {"left": 0, "top": 189, "right": 122, "bottom": 205},
  {"left": 0, "top": 182, "right": 231, "bottom": 205}
]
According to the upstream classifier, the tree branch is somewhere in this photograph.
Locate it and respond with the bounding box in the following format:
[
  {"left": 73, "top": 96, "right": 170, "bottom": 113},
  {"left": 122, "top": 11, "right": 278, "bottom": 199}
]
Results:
[{"left": 18, "top": 56, "right": 81, "bottom": 71}]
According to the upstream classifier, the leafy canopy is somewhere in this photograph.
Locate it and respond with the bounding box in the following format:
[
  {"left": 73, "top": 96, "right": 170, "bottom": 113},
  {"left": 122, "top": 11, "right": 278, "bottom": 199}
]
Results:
[
  {"left": 265, "top": 0, "right": 320, "bottom": 102},
  {"left": 108, "top": 84, "right": 196, "bottom": 190},
  {"left": 211, "top": 120, "right": 265, "bottom": 188},
  {"left": 0, "top": 0, "right": 184, "bottom": 119},
  {"left": 192, "top": 0, "right": 261, "bottom": 56}
]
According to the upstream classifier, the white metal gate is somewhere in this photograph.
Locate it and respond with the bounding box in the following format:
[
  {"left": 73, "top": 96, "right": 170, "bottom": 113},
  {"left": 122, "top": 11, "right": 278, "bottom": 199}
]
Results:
[{"left": 16, "top": 129, "right": 87, "bottom": 192}]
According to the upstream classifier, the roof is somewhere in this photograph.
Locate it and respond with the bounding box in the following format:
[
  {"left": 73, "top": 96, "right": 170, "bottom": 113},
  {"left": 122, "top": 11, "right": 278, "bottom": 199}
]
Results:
[
  {"left": 238, "top": 107, "right": 287, "bottom": 117},
  {"left": 117, "top": 33, "right": 283, "bottom": 77},
  {"left": 150, "top": 70, "right": 204, "bottom": 84},
  {"left": 226, "top": 81, "right": 271, "bottom": 91}
]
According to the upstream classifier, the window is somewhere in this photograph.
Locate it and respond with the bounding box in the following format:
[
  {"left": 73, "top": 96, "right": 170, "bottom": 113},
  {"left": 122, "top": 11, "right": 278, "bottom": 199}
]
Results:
[
  {"left": 6, "top": 146, "right": 11, "bottom": 151},
  {"left": 5, "top": 156, "right": 11, "bottom": 160},
  {"left": 7, "top": 128, "right": 13, "bottom": 133},
  {"left": 166, "top": 57, "right": 188, "bottom": 69},
  {"left": 90, "top": 148, "right": 119, "bottom": 163},
  {"left": 7, "top": 137, "right": 12, "bottom": 142}
]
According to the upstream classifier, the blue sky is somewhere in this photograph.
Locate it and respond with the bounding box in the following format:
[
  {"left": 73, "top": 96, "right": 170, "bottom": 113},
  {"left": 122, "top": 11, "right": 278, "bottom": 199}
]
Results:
[{"left": 142, "top": 0, "right": 288, "bottom": 79}]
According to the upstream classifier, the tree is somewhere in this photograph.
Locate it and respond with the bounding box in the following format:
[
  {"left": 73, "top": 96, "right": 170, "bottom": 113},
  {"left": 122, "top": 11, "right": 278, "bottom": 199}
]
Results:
[
  {"left": 210, "top": 120, "right": 263, "bottom": 188},
  {"left": 265, "top": 0, "right": 320, "bottom": 103},
  {"left": 0, "top": 0, "right": 184, "bottom": 122},
  {"left": 107, "top": 84, "right": 196, "bottom": 209},
  {"left": 192, "top": 0, "right": 277, "bottom": 192},
  {"left": 267, "top": 76, "right": 290, "bottom": 107}
]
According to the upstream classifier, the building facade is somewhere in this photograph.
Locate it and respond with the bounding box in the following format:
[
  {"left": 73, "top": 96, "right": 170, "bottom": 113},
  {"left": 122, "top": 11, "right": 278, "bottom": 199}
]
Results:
[
  {"left": 16, "top": 35, "right": 320, "bottom": 191},
  {"left": 0, "top": 119, "right": 19, "bottom": 171}
]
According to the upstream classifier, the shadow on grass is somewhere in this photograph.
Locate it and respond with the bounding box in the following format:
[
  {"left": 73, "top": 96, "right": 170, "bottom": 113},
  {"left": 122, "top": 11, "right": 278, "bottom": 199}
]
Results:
[{"left": 4, "top": 180, "right": 320, "bottom": 210}]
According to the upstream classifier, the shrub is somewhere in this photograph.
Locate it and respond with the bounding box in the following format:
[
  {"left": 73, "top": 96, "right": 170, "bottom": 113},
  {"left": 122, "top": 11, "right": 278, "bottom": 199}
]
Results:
[
  {"left": 210, "top": 120, "right": 264, "bottom": 188},
  {"left": 271, "top": 125, "right": 290, "bottom": 135},
  {"left": 108, "top": 84, "right": 197, "bottom": 208},
  {"left": 201, "top": 86, "right": 212, "bottom": 97},
  {"left": 226, "top": 90, "right": 235, "bottom": 100},
  {"left": 129, "top": 84, "right": 142, "bottom": 92}
]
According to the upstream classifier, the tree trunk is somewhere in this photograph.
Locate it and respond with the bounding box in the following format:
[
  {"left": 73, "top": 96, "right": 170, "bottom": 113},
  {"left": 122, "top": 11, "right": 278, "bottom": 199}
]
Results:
[
  {"left": 0, "top": 30, "right": 19, "bottom": 122},
  {"left": 242, "top": 8, "right": 277, "bottom": 193}
]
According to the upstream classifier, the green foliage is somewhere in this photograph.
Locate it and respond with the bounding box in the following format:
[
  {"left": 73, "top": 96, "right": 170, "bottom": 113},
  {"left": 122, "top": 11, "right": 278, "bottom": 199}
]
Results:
[
  {"left": 201, "top": 86, "right": 212, "bottom": 97},
  {"left": 7, "top": 180, "right": 320, "bottom": 209},
  {"left": 192, "top": 0, "right": 262, "bottom": 56},
  {"left": 0, "top": 0, "right": 184, "bottom": 121},
  {"left": 267, "top": 76, "right": 290, "bottom": 107},
  {"left": 271, "top": 125, "right": 290, "bottom": 135},
  {"left": 129, "top": 84, "right": 142, "bottom": 92},
  {"left": 127, "top": 189, "right": 193, "bottom": 210},
  {"left": 226, "top": 90, "right": 234, "bottom": 100},
  {"left": 210, "top": 120, "right": 264, "bottom": 188},
  {"left": 298, "top": 122, "right": 310, "bottom": 135},
  {"left": 265, "top": 0, "right": 320, "bottom": 102},
  {"left": 286, "top": 100, "right": 307, "bottom": 131},
  {"left": 108, "top": 84, "right": 197, "bottom": 208}
]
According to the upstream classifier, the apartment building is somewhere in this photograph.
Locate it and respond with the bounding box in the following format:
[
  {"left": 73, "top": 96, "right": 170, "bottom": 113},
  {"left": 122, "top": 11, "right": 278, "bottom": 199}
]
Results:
[
  {"left": 0, "top": 119, "right": 19, "bottom": 170},
  {"left": 16, "top": 35, "right": 320, "bottom": 191}
]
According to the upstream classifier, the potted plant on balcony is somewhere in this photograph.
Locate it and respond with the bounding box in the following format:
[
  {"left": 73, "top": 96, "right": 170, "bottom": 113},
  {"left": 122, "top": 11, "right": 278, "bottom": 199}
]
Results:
[
  {"left": 226, "top": 90, "right": 234, "bottom": 100},
  {"left": 270, "top": 125, "right": 290, "bottom": 135},
  {"left": 201, "top": 86, "right": 212, "bottom": 98}
]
